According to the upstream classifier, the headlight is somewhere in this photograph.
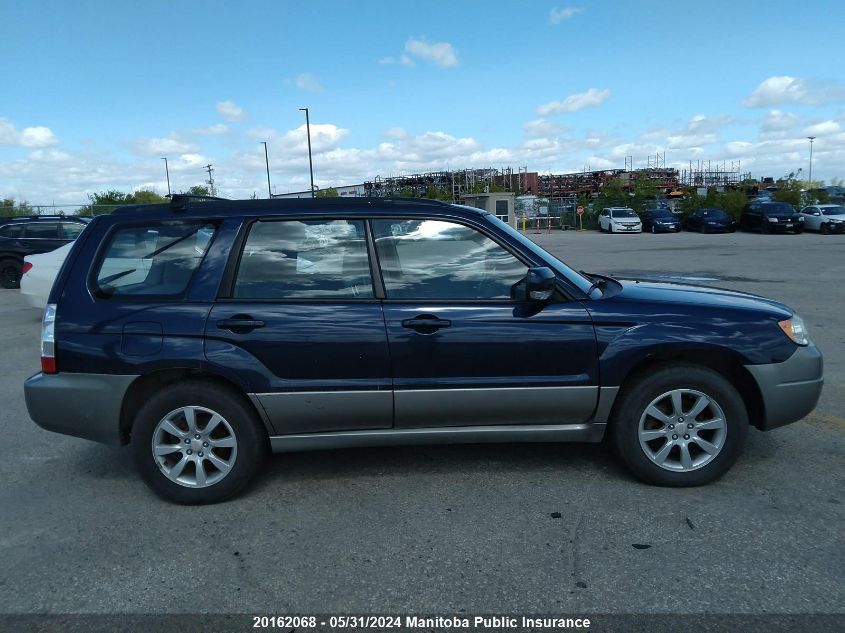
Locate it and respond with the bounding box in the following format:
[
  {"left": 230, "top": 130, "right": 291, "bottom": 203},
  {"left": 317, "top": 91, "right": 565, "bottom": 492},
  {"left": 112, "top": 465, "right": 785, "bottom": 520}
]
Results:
[
  {"left": 778, "top": 314, "right": 809, "bottom": 346},
  {"left": 768, "top": 217, "right": 779, "bottom": 223}
]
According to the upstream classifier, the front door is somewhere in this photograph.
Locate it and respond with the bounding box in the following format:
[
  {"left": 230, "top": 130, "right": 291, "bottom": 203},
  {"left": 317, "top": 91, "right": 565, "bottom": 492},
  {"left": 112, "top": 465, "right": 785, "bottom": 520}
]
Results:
[
  {"left": 371, "top": 218, "right": 598, "bottom": 429},
  {"left": 206, "top": 218, "right": 392, "bottom": 435}
]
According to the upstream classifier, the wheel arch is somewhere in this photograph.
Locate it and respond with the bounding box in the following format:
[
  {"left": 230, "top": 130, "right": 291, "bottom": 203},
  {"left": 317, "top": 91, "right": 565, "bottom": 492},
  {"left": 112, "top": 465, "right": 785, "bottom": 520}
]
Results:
[
  {"left": 119, "top": 368, "right": 271, "bottom": 444},
  {"left": 608, "top": 349, "right": 765, "bottom": 430}
]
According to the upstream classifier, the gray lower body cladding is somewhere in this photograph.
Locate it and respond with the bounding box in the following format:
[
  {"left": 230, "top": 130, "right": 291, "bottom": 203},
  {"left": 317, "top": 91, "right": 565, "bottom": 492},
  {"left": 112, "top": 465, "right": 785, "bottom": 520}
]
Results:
[
  {"left": 24, "top": 372, "right": 136, "bottom": 445},
  {"left": 744, "top": 343, "right": 824, "bottom": 431}
]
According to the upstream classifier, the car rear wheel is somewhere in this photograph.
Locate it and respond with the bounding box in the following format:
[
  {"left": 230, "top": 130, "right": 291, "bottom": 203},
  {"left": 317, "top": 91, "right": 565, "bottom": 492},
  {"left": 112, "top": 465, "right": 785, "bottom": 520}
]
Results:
[
  {"left": 611, "top": 364, "right": 749, "bottom": 487},
  {"left": 131, "top": 380, "right": 268, "bottom": 504},
  {"left": 0, "top": 258, "right": 21, "bottom": 289}
]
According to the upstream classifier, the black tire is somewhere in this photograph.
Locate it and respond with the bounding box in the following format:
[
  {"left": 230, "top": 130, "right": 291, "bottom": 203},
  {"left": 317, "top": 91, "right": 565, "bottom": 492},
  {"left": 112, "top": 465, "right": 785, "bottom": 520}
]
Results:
[
  {"left": 651, "top": 225, "right": 656, "bottom": 234},
  {"left": 820, "top": 223, "right": 830, "bottom": 235},
  {"left": 794, "top": 226, "right": 803, "bottom": 234},
  {"left": 702, "top": 224, "right": 710, "bottom": 234},
  {"left": 0, "top": 258, "right": 21, "bottom": 289},
  {"left": 131, "top": 380, "right": 268, "bottom": 504},
  {"left": 761, "top": 221, "right": 769, "bottom": 234},
  {"left": 610, "top": 363, "right": 749, "bottom": 487}
]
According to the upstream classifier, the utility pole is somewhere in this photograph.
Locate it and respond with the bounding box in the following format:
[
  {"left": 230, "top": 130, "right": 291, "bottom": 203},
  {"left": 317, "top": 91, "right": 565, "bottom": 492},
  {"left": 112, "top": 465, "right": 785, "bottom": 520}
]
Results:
[
  {"left": 261, "top": 142, "right": 272, "bottom": 198},
  {"left": 299, "top": 107, "right": 315, "bottom": 197},
  {"left": 807, "top": 136, "right": 816, "bottom": 186},
  {"left": 204, "top": 164, "right": 216, "bottom": 196},
  {"left": 161, "top": 157, "right": 171, "bottom": 196}
]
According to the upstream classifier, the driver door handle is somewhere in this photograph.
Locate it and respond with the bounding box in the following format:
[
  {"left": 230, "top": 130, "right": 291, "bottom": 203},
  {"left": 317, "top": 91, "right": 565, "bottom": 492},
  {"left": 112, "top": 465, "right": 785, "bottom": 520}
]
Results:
[{"left": 401, "top": 315, "right": 452, "bottom": 331}]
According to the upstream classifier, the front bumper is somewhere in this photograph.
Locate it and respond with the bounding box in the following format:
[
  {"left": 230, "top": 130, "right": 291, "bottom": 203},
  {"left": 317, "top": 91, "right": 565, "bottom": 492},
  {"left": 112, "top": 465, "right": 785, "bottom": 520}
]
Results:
[
  {"left": 24, "top": 372, "right": 138, "bottom": 445},
  {"left": 745, "top": 343, "right": 823, "bottom": 431}
]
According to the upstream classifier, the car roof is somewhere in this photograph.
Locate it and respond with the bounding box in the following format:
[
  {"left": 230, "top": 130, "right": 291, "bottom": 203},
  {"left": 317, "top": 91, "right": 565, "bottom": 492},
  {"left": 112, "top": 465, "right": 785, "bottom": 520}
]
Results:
[
  {"left": 0, "top": 215, "right": 87, "bottom": 223},
  {"left": 107, "top": 197, "right": 485, "bottom": 221}
]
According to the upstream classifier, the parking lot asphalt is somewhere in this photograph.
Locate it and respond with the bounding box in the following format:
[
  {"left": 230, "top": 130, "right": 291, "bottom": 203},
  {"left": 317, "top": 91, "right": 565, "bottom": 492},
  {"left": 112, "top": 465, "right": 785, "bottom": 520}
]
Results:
[{"left": 0, "top": 230, "right": 842, "bottom": 617}]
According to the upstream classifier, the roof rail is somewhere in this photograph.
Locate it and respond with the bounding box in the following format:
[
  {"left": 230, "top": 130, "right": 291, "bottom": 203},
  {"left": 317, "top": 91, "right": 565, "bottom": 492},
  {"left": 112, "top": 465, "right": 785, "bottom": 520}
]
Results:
[{"left": 166, "top": 193, "right": 228, "bottom": 210}]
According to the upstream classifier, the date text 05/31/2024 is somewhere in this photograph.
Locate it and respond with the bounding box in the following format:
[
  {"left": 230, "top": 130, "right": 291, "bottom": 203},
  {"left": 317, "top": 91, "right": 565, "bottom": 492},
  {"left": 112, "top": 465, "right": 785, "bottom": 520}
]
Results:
[{"left": 252, "top": 615, "right": 592, "bottom": 629}]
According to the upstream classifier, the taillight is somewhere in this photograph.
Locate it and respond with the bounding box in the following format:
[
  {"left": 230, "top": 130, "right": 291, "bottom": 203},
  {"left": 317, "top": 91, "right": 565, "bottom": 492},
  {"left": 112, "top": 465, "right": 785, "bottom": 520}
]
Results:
[
  {"left": 22, "top": 262, "right": 33, "bottom": 275},
  {"left": 40, "top": 303, "right": 57, "bottom": 374}
]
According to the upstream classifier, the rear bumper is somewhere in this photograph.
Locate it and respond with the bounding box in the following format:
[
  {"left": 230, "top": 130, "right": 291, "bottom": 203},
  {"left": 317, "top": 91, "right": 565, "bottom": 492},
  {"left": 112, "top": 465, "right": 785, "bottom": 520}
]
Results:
[
  {"left": 745, "top": 343, "right": 823, "bottom": 431},
  {"left": 24, "top": 372, "right": 138, "bottom": 445}
]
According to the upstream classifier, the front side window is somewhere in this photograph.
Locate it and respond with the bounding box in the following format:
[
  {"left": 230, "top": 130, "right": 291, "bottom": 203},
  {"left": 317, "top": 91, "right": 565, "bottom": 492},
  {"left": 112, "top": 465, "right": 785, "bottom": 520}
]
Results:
[
  {"left": 60, "top": 222, "right": 85, "bottom": 239},
  {"left": 372, "top": 219, "right": 528, "bottom": 300},
  {"left": 233, "top": 219, "right": 373, "bottom": 299},
  {"left": 94, "top": 222, "right": 216, "bottom": 297}
]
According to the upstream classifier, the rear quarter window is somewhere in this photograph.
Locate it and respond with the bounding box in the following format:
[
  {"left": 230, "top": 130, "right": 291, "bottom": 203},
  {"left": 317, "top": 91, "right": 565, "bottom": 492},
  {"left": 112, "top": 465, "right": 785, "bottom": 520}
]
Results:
[{"left": 93, "top": 221, "right": 217, "bottom": 298}]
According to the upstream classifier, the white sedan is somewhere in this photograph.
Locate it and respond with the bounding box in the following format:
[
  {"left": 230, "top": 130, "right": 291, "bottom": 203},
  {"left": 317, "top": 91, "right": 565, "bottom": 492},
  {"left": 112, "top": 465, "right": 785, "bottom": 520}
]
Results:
[
  {"left": 799, "top": 205, "right": 845, "bottom": 234},
  {"left": 20, "top": 242, "right": 73, "bottom": 309},
  {"left": 598, "top": 207, "right": 642, "bottom": 233}
]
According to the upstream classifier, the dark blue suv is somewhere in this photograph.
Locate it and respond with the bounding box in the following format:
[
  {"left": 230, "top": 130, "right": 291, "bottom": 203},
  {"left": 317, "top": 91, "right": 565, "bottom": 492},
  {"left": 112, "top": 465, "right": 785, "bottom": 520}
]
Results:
[{"left": 24, "top": 197, "right": 824, "bottom": 503}]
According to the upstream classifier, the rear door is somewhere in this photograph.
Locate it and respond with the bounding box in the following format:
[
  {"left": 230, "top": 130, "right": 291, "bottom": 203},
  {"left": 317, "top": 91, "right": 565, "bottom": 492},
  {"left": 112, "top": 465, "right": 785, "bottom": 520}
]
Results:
[
  {"left": 22, "top": 222, "right": 65, "bottom": 254},
  {"left": 371, "top": 218, "right": 598, "bottom": 429},
  {"left": 206, "top": 218, "right": 392, "bottom": 435}
]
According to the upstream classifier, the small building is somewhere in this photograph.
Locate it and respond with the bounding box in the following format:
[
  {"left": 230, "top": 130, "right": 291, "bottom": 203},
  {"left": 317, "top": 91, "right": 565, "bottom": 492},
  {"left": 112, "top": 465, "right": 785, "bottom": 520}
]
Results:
[{"left": 461, "top": 192, "right": 515, "bottom": 223}]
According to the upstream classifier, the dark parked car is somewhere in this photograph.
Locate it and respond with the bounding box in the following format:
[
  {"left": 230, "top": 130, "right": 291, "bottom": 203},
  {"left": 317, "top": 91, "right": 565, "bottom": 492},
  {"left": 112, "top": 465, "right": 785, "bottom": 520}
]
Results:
[
  {"left": 684, "top": 208, "right": 737, "bottom": 233},
  {"left": 640, "top": 208, "right": 681, "bottom": 233},
  {"left": 740, "top": 201, "right": 804, "bottom": 234},
  {"left": 0, "top": 215, "right": 89, "bottom": 288},
  {"left": 24, "top": 196, "right": 824, "bottom": 504}
]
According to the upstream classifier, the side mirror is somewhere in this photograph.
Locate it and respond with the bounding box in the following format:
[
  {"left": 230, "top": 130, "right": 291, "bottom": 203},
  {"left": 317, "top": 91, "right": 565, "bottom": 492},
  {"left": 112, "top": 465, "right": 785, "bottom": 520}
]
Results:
[{"left": 526, "top": 266, "right": 556, "bottom": 301}]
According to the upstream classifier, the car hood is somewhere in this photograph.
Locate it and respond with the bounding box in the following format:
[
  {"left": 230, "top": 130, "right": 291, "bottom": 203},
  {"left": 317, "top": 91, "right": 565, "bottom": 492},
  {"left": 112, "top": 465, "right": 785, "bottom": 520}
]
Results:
[{"left": 608, "top": 278, "right": 793, "bottom": 319}]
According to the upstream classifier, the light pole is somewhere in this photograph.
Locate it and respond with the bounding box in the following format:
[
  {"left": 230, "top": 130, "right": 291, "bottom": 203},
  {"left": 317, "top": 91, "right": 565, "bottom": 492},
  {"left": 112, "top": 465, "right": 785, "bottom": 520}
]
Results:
[
  {"left": 807, "top": 136, "right": 816, "bottom": 186},
  {"left": 261, "top": 141, "right": 272, "bottom": 199},
  {"left": 299, "top": 107, "right": 315, "bottom": 197},
  {"left": 161, "top": 157, "right": 171, "bottom": 196}
]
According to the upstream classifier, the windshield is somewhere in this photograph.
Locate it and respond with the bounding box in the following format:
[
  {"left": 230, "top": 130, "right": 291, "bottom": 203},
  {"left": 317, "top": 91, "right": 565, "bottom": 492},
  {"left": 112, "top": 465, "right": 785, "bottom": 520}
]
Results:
[
  {"left": 701, "top": 209, "right": 728, "bottom": 218},
  {"left": 649, "top": 209, "right": 674, "bottom": 218},
  {"left": 611, "top": 209, "right": 637, "bottom": 218},
  {"left": 485, "top": 214, "right": 594, "bottom": 295},
  {"left": 822, "top": 207, "right": 845, "bottom": 216},
  {"left": 762, "top": 203, "right": 795, "bottom": 215}
]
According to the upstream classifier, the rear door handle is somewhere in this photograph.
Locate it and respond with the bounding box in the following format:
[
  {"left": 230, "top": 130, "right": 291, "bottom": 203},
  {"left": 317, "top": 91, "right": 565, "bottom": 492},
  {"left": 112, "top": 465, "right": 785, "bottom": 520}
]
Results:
[
  {"left": 216, "top": 317, "right": 265, "bottom": 333},
  {"left": 401, "top": 315, "right": 452, "bottom": 331}
]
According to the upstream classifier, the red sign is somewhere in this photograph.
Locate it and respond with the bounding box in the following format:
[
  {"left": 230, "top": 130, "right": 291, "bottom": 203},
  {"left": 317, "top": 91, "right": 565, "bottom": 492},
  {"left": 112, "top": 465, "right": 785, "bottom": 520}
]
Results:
[{"left": 577, "top": 206, "right": 584, "bottom": 216}]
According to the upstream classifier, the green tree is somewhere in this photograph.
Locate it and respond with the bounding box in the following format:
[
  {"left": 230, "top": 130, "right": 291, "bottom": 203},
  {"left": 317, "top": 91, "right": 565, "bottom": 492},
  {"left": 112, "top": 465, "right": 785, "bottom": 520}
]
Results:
[
  {"left": 315, "top": 187, "right": 339, "bottom": 198},
  {"left": 186, "top": 185, "right": 211, "bottom": 196},
  {"left": 772, "top": 180, "right": 804, "bottom": 208},
  {"left": 131, "top": 190, "right": 167, "bottom": 205},
  {"left": 1, "top": 198, "right": 35, "bottom": 217}
]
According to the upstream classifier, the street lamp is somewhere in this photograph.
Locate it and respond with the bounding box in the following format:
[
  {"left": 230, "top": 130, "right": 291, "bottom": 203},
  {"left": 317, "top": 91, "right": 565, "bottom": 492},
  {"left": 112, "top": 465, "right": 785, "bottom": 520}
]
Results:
[
  {"left": 807, "top": 136, "right": 816, "bottom": 186},
  {"left": 299, "top": 107, "right": 315, "bottom": 197},
  {"left": 261, "top": 141, "right": 272, "bottom": 199},
  {"left": 161, "top": 157, "right": 171, "bottom": 196}
]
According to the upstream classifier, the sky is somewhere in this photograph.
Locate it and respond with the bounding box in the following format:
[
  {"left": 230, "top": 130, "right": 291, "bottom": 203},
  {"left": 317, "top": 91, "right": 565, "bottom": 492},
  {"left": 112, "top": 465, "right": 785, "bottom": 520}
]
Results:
[{"left": 1, "top": 0, "right": 845, "bottom": 206}]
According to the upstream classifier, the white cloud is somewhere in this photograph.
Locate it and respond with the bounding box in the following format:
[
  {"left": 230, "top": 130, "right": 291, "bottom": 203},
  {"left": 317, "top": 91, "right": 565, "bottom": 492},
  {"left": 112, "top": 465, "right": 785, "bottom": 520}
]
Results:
[
  {"left": 293, "top": 73, "right": 323, "bottom": 92},
  {"left": 216, "top": 100, "right": 247, "bottom": 121},
  {"left": 0, "top": 118, "right": 59, "bottom": 147},
  {"left": 761, "top": 109, "right": 799, "bottom": 132},
  {"left": 384, "top": 127, "right": 408, "bottom": 139},
  {"left": 523, "top": 119, "right": 568, "bottom": 139},
  {"left": 537, "top": 88, "right": 611, "bottom": 115},
  {"left": 132, "top": 136, "right": 198, "bottom": 156},
  {"left": 191, "top": 123, "right": 230, "bottom": 136},
  {"left": 804, "top": 120, "right": 841, "bottom": 136},
  {"left": 549, "top": 7, "right": 582, "bottom": 24},
  {"left": 743, "top": 76, "right": 845, "bottom": 107},
  {"left": 403, "top": 38, "right": 459, "bottom": 68}
]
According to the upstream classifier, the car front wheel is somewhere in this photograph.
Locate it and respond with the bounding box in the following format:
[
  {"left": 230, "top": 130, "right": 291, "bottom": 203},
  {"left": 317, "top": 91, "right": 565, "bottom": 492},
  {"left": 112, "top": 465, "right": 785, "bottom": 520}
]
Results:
[
  {"left": 611, "top": 364, "right": 749, "bottom": 487},
  {"left": 131, "top": 380, "right": 268, "bottom": 504}
]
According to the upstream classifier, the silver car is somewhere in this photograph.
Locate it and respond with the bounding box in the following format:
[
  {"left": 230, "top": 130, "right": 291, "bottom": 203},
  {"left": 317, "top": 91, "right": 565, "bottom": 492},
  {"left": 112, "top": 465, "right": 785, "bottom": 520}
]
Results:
[{"left": 799, "top": 205, "right": 845, "bottom": 234}]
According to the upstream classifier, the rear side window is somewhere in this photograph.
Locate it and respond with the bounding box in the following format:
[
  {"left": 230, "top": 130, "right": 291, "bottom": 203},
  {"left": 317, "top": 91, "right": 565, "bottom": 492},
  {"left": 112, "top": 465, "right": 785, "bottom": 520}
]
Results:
[
  {"left": 94, "top": 222, "right": 216, "bottom": 298},
  {"left": 233, "top": 219, "right": 373, "bottom": 299},
  {"left": 23, "top": 223, "right": 58, "bottom": 238}
]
